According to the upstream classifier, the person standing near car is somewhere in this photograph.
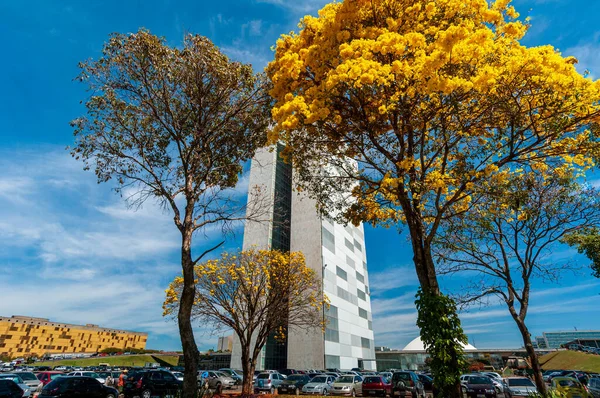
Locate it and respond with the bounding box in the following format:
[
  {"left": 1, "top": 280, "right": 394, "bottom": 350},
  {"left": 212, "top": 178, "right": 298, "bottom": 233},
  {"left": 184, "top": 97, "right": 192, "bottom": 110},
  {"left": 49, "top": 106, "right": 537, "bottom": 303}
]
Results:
[
  {"left": 118, "top": 369, "right": 128, "bottom": 394},
  {"left": 105, "top": 373, "right": 114, "bottom": 387}
]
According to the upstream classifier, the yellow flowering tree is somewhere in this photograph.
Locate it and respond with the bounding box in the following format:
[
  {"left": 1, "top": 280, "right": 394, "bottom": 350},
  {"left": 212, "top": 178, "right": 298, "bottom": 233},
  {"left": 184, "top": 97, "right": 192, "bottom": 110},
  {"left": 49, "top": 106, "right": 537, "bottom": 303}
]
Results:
[
  {"left": 436, "top": 170, "right": 600, "bottom": 394},
  {"left": 267, "top": 0, "right": 600, "bottom": 395},
  {"left": 163, "top": 249, "right": 327, "bottom": 395}
]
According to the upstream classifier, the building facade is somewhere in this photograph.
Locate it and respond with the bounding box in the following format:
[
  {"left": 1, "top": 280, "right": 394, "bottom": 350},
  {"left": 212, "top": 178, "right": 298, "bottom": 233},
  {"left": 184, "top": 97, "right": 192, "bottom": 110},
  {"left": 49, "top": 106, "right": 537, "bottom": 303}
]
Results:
[
  {"left": 0, "top": 316, "right": 147, "bottom": 358},
  {"left": 231, "top": 146, "right": 376, "bottom": 371},
  {"left": 535, "top": 330, "right": 600, "bottom": 349},
  {"left": 217, "top": 335, "right": 233, "bottom": 352}
]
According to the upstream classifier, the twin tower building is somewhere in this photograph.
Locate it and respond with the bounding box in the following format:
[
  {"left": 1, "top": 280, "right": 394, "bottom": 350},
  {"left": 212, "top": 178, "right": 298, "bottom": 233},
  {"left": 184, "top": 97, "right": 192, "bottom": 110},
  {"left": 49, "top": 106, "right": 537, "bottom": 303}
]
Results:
[{"left": 230, "top": 146, "right": 376, "bottom": 371}]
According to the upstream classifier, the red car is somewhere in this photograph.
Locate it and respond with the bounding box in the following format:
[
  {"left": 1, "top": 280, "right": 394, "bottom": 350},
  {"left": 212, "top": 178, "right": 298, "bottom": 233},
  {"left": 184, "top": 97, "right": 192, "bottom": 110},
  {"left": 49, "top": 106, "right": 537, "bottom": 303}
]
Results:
[
  {"left": 36, "top": 371, "right": 64, "bottom": 386},
  {"left": 362, "top": 375, "right": 393, "bottom": 396}
]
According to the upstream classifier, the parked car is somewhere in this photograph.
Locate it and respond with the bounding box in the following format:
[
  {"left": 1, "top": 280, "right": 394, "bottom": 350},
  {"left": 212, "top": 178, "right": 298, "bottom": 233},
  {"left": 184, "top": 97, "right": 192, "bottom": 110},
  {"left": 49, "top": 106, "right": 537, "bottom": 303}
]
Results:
[
  {"left": 378, "top": 372, "right": 393, "bottom": 381},
  {"left": 460, "top": 375, "right": 497, "bottom": 398},
  {"left": 198, "top": 371, "right": 236, "bottom": 390},
  {"left": 65, "top": 371, "right": 105, "bottom": 384},
  {"left": 123, "top": 369, "right": 182, "bottom": 398},
  {"left": 551, "top": 377, "right": 590, "bottom": 398},
  {"left": 0, "top": 379, "right": 24, "bottom": 398},
  {"left": 278, "top": 374, "right": 311, "bottom": 395},
  {"left": 588, "top": 377, "right": 600, "bottom": 398},
  {"left": 503, "top": 377, "right": 538, "bottom": 398},
  {"left": 218, "top": 368, "right": 243, "bottom": 385},
  {"left": 279, "top": 369, "right": 299, "bottom": 377},
  {"left": 36, "top": 372, "right": 64, "bottom": 386},
  {"left": 416, "top": 374, "right": 437, "bottom": 396},
  {"left": 332, "top": 374, "right": 363, "bottom": 397},
  {"left": 38, "top": 376, "right": 118, "bottom": 398},
  {"left": 302, "top": 375, "right": 336, "bottom": 395},
  {"left": 0, "top": 375, "right": 30, "bottom": 397},
  {"left": 12, "top": 372, "right": 41, "bottom": 391},
  {"left": 391, "top": 372, "right": 425, "bottom": 398},
  {"left": 254, "top": 372, "right": 285, "bottom": 394},
  {"left": 362, "top": 375, "right": 393, "bottom": 396}
]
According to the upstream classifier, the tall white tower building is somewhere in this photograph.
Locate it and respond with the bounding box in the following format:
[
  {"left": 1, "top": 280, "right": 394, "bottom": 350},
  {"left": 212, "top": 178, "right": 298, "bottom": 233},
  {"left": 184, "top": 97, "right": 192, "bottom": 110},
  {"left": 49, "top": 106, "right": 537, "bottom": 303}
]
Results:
[{"left": 230, "top": 145, "right": 376, "bottom": 371}]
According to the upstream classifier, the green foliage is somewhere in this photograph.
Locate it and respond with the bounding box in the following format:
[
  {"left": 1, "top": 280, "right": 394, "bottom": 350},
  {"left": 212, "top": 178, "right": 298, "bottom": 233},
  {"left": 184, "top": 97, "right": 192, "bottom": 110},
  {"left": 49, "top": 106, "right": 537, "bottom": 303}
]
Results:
[
  {"left": 415, "top": 289, "right": 468, "bottom": 398},
  {"left": 562, "top": 227, "right": 600, "bottom": 278}
]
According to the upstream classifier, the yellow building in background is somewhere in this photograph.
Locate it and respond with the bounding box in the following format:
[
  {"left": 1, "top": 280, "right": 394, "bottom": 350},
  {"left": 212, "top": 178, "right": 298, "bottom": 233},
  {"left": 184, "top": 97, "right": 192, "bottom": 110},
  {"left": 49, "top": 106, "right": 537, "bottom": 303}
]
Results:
[{"left": 0, "top": 315, "right": 148, "bottom": 358}]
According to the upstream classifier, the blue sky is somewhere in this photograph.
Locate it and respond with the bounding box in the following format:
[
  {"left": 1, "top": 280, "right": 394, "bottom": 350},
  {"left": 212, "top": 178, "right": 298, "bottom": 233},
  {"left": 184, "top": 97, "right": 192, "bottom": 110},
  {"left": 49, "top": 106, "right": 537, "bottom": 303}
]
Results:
[{"left": 0, "top": 0, "right": 599, "bottom": 352}]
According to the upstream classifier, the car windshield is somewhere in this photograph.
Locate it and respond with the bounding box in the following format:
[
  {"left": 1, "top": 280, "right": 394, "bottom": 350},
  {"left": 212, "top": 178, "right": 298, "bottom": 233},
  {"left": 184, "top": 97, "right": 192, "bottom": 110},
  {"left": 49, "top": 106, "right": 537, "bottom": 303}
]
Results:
[
  {"left": 84, "top": 372, "right": 100, "bottom": 378},
  {"left": 16, "top": 373, "right": 36, "bottom": 381},
  {"left": 468, "top": 377, "right": 491, "bottom": 385},
  {"left": 337, "top": 376, "right": 354, "bottom": 383},
  {"left": 508, "top": 379, "right": 535, "bottom": 387},
  {"left": 393, "top": 373, "right": 410, "bottom": 381},
  {"left": 364, "top": 377, "right": 382, "bottom": 383},
  {"left": 257, "top": 374, "right": 270, "bottom": 380},
  {"left": 50, "top": 374, "right": 63, "bottom": 380},
  {"left": 558, "top": 379, "right": 580, "bottom": 387},
  {"left": 311, "top": 377, "right": 327, "bottom": 383},
  {"left": 215, "top": 372, "right": 227, "bottom": 377},
  {"left": 288, "top": 375, "right": 305, "bottom": 381}
]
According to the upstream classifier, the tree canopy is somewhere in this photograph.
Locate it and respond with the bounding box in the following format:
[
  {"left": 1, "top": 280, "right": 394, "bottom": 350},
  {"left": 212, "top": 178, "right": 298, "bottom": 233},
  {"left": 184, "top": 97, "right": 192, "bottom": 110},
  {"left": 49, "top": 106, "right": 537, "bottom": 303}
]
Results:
[
  {"left": 71, "top": 29, "right": 272, "bottom": 398},
  {"left": 435, "top": 171, "right": 600, "bottom": 394},
  {"left": 266, "top": 0, "right": 600, "bottom": 395},
  {"left": 163, "top": 249, "right": 326, "bottom": 395}
]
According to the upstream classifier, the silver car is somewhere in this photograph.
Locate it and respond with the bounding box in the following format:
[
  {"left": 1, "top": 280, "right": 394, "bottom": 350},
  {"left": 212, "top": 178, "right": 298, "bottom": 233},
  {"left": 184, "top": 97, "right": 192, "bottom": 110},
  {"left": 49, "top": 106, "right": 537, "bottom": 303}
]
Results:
[
  {"left": 14, "top": 372, "right": 42, "bottom": 391},
  {"left": 302, "top": 375, "right": 336, "bottom": 395},
  {"left": 0, "top": 374, "right": 31, "bottom": 397},
  {"left": 198, "top": 370, "right": 236, "bottom": 389},
  {"left": 254, "top": 372, "right": 285, "bottom": 394},
  {"left": 504, "top": 377, "right": 537, "bottom": 398}
]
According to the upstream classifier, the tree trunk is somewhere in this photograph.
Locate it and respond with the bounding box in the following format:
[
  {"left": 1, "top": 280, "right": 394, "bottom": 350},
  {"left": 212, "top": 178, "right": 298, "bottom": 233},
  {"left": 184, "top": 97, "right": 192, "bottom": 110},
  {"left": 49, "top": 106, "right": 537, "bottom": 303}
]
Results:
[
  {"left": 241, "top": 347, "right": 256, "bottom": 396},
  {"left": 179, "top": 229, "right": 199, "bottom": 398},
  {"left": 406, "top": 213, "right": 462, "bottom": 398},
  {"left": 514, "top": 316, "right": 547, "bottom": 395}
]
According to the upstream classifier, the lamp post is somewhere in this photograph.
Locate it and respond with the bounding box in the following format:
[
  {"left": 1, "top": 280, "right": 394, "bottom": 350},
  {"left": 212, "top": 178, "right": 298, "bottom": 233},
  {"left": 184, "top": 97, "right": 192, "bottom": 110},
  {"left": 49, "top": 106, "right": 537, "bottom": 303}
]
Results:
[{"left": 323, "top": 263, "right": 327, "bottom": 370}]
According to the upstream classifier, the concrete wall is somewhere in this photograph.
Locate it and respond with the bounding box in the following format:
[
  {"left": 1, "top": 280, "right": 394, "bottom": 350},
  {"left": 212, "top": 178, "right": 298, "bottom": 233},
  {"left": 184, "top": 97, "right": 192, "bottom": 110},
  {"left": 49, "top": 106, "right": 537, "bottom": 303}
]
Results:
[
  {"left": 231, "top": 146, "right": 277, "bottom": 370},
  {"left": 287, "top": 189, "right": 325, "bottom": 370}
]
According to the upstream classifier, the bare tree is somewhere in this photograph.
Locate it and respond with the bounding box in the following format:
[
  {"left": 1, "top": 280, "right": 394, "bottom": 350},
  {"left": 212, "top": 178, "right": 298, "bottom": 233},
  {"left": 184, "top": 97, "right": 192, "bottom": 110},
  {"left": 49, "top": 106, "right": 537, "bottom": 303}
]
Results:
[
  {"left": 436, "top": 172, "right": 600, "bottom": 395},
  {"left": 70, "top": 29, "right": 272, "bottom": 398},
  {"left": 163, "top": 249, "right": 326, "bottom": 395}
]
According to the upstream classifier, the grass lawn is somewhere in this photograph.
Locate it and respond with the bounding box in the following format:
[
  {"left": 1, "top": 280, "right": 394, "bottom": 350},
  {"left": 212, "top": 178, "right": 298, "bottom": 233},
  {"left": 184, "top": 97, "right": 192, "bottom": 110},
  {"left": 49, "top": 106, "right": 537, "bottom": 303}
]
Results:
[
  {"left": 540, "top": 350, "right": 600, "bottom": 373},
  {"left": 33, "top": 354, "right": 179, "bottom": 368}
]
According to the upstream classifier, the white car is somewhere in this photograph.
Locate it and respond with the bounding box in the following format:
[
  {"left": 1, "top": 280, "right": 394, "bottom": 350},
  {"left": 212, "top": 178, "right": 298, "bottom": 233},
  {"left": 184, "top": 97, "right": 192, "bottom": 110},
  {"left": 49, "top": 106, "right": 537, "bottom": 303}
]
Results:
[
  {"left": 0, "top": 374, "right": 31, "bottom": 397},
  {"left": 66, "top": 371, "right": 105, "bottom": 384}
]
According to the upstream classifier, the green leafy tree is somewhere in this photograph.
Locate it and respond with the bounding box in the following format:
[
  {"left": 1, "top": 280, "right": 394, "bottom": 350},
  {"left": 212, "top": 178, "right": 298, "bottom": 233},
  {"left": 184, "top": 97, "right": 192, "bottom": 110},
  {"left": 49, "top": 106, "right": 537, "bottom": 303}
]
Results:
[
  {"left": 71, "top": 29, "right": 272, "bottom": 398},
  {"left": 562, "top": 227, "right": 600, "bottom": 278}
]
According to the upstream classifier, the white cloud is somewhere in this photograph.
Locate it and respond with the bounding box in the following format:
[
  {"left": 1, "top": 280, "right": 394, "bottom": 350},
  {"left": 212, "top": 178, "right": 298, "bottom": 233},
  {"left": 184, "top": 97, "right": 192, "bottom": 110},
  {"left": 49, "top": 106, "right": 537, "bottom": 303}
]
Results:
[
  {"left": 256, "top": 0, "right": 329, "bottom": 14},
  {"left": 0, "top": 147, "right": 234, "bottom": 350},
  {"left": 565, "top": 40, "right": 600, "bottom": 78},
  {"left": 370, "top": 292, "right": 416, "bottom": 315},
  {"left": 368, "top": 265, "right": 419, "bottom": 296}
]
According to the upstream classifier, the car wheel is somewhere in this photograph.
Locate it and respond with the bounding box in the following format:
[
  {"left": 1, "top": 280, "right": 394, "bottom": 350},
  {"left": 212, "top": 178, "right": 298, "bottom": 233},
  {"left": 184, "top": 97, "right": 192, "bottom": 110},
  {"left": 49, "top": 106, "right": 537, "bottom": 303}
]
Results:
[
  {"left": 352, "top": 389, "right": 356, "bottom": 397},
  {"left": 142, "top": 389, "right": 152, "bottom": 398},
  {"left": 295, "top": 387, "right": 300, "bottom": 395},
  {"left": 270, "top": 387, "right": 275, "bottom": 394},
  {"left": 323, "top": 388, "right": 329, "bottom": 396}
]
